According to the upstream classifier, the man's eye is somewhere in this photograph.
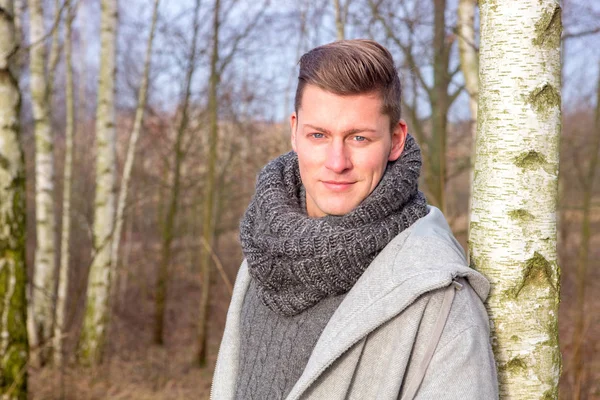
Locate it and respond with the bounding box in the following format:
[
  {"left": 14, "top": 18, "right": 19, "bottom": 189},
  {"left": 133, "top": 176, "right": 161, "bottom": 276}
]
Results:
[
  {"left": 353, "top": 136, "right": 367, "bottom": 142},
  {"left": 311, "top": 133, "right": 325, "bottom": 139}
]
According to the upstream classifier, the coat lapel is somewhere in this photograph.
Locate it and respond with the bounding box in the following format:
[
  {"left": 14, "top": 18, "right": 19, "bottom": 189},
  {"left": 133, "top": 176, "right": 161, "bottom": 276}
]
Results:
[{"left": 286, "top": 229, "right": 456, "bottom": 400}]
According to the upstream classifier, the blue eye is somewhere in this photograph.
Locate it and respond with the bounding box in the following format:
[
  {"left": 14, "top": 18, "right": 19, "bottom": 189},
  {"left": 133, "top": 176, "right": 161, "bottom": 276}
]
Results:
[
  {"left": 311, "top": 133, "right": 325, "bottom": 139},
  {"left": 354, "top": 136, "right": 366, "bottom": 142}
]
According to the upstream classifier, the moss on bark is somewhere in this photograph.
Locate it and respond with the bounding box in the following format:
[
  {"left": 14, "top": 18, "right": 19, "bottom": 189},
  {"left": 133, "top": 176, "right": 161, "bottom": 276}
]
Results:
[
  {"left": 533, "top": 6, "right": 562, "bottom": 49},
  {"left": 526, "top": 84, "right": 560, "bottom": 118}
]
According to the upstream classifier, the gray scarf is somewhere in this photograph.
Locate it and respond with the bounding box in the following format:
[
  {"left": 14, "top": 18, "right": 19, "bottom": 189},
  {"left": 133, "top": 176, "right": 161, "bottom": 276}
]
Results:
[{"left": 240, "top": 134, "right": 428, "bottom": 316}]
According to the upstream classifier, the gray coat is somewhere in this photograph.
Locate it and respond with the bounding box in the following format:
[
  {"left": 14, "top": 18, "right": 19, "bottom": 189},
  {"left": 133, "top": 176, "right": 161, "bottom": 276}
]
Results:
[{"left": 211, "top": 207, "right": 499, "bottom": 399}]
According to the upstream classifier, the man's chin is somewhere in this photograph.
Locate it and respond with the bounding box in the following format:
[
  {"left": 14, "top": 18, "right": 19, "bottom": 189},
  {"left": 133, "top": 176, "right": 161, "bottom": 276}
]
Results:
[{"left": 316, "top": 202, "right": 359, "bottom": 217}]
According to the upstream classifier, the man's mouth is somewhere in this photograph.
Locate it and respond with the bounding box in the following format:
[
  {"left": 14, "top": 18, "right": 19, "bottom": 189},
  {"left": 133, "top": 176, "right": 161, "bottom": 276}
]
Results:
[{"left": 321, "top": 180, "right": 356, "bottom": 191}]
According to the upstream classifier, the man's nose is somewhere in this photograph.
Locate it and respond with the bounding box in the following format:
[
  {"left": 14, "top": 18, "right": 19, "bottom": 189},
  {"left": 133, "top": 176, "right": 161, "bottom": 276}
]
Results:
[{"left": 324, "top": 141, "right": 352, "bottom": 173}]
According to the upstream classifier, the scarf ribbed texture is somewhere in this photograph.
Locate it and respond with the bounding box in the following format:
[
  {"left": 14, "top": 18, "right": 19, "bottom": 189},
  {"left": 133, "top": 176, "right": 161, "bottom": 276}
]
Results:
[{"left": 240, "top": 134, "right": 428, "bottom": 316}]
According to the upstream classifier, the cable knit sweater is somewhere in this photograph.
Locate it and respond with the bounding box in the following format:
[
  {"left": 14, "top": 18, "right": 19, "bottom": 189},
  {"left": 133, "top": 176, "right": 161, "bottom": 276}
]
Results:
[{"left": 234, "top": 281, "right": 344, "bottom": 399}]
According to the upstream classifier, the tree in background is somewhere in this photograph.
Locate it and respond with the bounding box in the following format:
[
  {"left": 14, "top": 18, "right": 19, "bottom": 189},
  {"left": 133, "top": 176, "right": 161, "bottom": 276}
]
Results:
[
  {"left": 79, "top": 0, "right": 118, "bottom": 366},
  {"left": 111, "top": 0, "right": 160, "bottom": 310},
  {"left": 457, "top": 0, "right": 478, "bottom": 233},
  {"left": 470, "top": 0, "right": 561, "bottom": 397},
  {"left": 53, "top": 0, "right": 75, "bottom": 367},
  {"left": 457, "top": 0, "right": 478, "bottom": 133},
  {"left": 333, "top": 0, "right": 351, "bottom": 40},
  {"left": 369, "top": 0, "right": 462, "bottom": 214},
  {"left": 0, "top": 0, "right": 28, "bottom": 396},
  {"left": 155, "top": 0, "right": 202, "bottom": 346},
  {"left": 196, "top": 0, "right": 221, "bottom": 365},
  {"left": 570, "top": 65, "right": 600, "bottom": 399},
  {"left": 27, "top": 0, "right": 57, "bottom": 365},
  {"left": 196, "top": 0, "right": 269, "bottom": 366}
]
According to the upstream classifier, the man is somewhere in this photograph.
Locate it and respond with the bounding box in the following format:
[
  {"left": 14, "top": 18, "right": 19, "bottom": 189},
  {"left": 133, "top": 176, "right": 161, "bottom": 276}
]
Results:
[{"left": 211, "top": 39, "right": 498, "bottom": 399}]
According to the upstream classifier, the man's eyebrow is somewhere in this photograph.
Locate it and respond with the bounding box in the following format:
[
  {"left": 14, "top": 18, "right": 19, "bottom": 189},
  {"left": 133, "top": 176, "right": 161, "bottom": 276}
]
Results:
[{"left": 303, "top": 124, "right": 378, "bottom": 135}]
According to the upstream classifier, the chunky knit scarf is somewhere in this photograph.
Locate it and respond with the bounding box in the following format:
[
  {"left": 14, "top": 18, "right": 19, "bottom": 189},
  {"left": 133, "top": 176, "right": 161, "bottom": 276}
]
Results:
[{"left": 240, "top": 134, "right": 428, "bottom": 316}]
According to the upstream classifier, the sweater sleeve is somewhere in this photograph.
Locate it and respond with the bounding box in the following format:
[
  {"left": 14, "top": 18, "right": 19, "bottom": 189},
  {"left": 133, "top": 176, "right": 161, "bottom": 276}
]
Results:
[{"left": 413, "top": 325, "right": 499, "bottom": 400}]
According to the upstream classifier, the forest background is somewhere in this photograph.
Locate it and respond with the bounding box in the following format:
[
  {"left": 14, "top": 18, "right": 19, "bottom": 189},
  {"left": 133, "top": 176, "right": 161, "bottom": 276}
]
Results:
[{"left": 2, "top": 0, "right": 599, "bottom": 398}]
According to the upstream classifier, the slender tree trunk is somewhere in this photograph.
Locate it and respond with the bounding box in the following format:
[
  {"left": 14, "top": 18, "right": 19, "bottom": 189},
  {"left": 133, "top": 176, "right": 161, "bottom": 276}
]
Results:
[
  {"left": 110, "top": 0, "right": 160, "bottom": 302},
  {"left": 28, "top": 0, "right": 57, "bottom": 365},
  {"left": 571, "top": 65, "right": 600, "bottom": 400},
  {"left": 47, "top": 0, "right": 61, "bottom": 100},
  {"left": 12, "top": 0, "right": 24, "bottom": 74},
  {"left": 457, "top": 0, "right": 478, "bottom": 127},
  {"left": 429, "top": 0, "right": 451, "bottom": 214},
  {"left": 283, "top": 1, "right": 307, "bottom": 118},
  {"left": 0, "top": 0, "right": 29, "bottom": 396},
  {"left": 470, "top": 1, "right": 562, "bottom": 398},
  {"left": 79, "top": 0, "right": 118, "bottom": 366},
  {"left": 78, "top": 1, "right": 88, "bottom": 129},
  {"left": 333, "top": 0, "right": 344, "bottom": 40},
  {"left": 197, "top": 0, "right": 221, "bottom": 367},
  {"left": 457, "top": 0, "right": 478, "bottom": 245},
  {"left": 154, "top": 0, "right": 201, "bottom": 345},
  {"left": 118, "top": 199, "right": 134, "bottom": 310},
  {"left": 53, "top": 0, "right": 75, "bottom": 367},
  {"left": 369, "top": 0, "right": 456, "bottom": 214}
]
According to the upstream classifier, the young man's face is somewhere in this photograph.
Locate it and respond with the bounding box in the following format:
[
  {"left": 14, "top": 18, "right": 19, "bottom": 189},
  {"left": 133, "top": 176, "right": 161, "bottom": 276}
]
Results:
[{"left": 290, "top": 84, "right": 407, "bottom": 218}]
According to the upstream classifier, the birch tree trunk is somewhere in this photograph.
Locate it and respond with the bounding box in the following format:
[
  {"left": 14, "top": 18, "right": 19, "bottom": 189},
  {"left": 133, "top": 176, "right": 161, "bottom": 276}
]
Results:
[
  {"left": 470, "top": 0, "right": 562, "bottom": 398},
  {"left": 110, "top": 0, "right": 160, "bottom": 304},
  {"left": 154, "top": 0, "right": 201, "bottom": 345},
  {"left": 28, "top": 0, "right": 57, "bottom": 365},
  {"left": 53, "top": 0, "right": 74, "bottom": 367},
  {"left": 79, "top": 0, "right": 118, "bottom": 366},
  {"left": 0, "top": 0, "right": 29, "bottom": 396},
  {"left": 196, "top": 0, "right": 220, "bottom": 367}
]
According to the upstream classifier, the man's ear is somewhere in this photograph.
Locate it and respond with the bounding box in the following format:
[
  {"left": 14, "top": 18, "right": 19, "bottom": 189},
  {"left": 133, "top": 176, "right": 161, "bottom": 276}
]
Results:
[
  {"left": 389, "top": 119, "right": 408, "bottom": 161},
  {"left": 290, "top": 112, "right": 298, "bottom": 152}
]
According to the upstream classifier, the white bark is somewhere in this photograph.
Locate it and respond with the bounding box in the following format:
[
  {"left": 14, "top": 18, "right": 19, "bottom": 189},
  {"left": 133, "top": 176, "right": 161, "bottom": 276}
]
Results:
[
  {"left": 470, "top": 0, "right": 561, "bottom": 398},
  {"left": 53, "top": 0, "right": 75, "bottom": 367},
  {"left": 110, "top": 0, "right": 160, "bottom": 302},
  {"left": 0, "top": 0, "right": 28, "bottom": 395},
  {"left": 28, "top": 0, "right": 57, "bottom": 362},
  {"left": 79, "top": 0, "right": 118, "bottom": 365}
]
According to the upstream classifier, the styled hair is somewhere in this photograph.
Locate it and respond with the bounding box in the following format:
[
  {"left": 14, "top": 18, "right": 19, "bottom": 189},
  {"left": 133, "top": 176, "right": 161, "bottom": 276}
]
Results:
[{"left": 294, "top": 39, "right": 402, "bottom": 131}]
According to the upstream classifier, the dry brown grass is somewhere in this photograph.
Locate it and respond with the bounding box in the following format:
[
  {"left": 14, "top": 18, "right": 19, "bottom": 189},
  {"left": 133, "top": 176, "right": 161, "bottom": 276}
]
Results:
[{"left": 29, "top": 251, "right": 232, "bottom": 400}]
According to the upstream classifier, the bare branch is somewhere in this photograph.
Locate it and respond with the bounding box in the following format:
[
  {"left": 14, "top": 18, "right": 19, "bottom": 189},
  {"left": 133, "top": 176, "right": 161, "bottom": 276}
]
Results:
[
  {"left": 200, "top": 236, "right": 233, "bottom": 296},
  {"left": 368, "top": 0, "right": 432, "bottom": 97},
  {"left": 449, "top": 62, "right": 462, "bottom": 79},
  {"left": 219, "top": 0, "right": 269, "bottom": 75},
  {"left": 449, "top": 84, "right": 465, "bottom": 104},
  {"left": 563, "top": 26, "right": 600, "bottom": 40},
  {"left": 20, "top": 0, "right": 68, "bottom": 53}
]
